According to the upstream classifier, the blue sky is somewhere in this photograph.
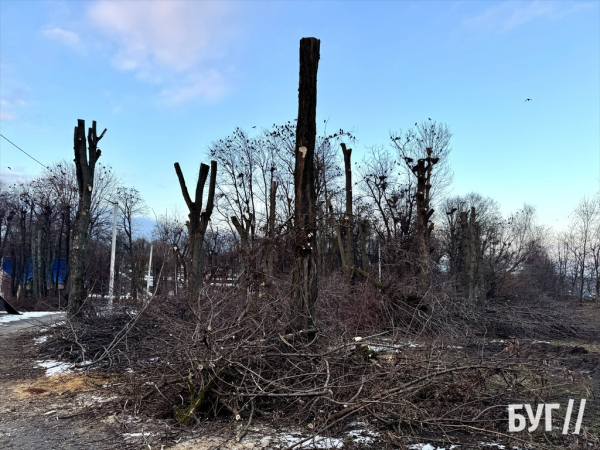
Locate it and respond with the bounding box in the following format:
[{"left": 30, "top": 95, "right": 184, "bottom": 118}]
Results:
[{"left": 1, "top": 0, "right": 598, "bottom": 232}]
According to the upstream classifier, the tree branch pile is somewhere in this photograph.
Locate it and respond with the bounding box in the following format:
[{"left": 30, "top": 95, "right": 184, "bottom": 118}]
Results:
[{"left": 37, "top": 280, "right": 596, "bottom": 448}]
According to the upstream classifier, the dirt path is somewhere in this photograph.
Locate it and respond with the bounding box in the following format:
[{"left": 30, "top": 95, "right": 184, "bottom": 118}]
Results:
[{"left": 0, "top": 329, "right": 137, "bottom": 450}]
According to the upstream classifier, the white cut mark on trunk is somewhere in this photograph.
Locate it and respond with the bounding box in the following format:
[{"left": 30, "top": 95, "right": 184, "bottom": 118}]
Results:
[{"left": 299, "top": 146, "right": 307, "bottom": 158}]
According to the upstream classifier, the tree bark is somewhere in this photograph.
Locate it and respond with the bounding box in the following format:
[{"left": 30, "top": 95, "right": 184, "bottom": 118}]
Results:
[
  {"left": 267, "top": 176, "right": 278, "bottom": 279},
  {"left": 174, "top": 160, "right": 217, "bottom": 298},
  {"left": 341, "top": 144, "right": 354, "bottom": 275},
  {"left": 459, "top": 207, "right": 484, "bottom": 304},
  {"left": 67, "top": 119, "right": 105, "bottom": 317},
  {"left": 290, "top": 37, "right": 320, "bottom": 332},
  {"left": 411, "top": 148, "right": 437, "bottom": 295},
  {"left": 358, "top": 219, "right": 369, "bottom": 271}
]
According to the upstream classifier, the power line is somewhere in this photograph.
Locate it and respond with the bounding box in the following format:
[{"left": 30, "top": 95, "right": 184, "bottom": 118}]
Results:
[{"left": 0, "top": 133, "right": 49, "bottom": 170}]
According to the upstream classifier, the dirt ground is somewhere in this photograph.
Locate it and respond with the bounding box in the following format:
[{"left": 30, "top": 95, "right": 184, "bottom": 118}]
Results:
[{"left": 1, "top": 301, "right": 599, "bottom": 450}]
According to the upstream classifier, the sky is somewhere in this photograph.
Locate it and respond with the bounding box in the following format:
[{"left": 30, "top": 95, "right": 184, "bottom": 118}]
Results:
[{"left": 1, "top": 0, "right": 599, "bottom": 233}]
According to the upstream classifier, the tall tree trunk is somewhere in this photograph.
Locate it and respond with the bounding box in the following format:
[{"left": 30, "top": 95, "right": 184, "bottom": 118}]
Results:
[
  {"left": 36, "top": 227, "right": 42, "bottom": 299},
  {"left": 67, "top": 119, "right": 105, "bottom": 318},
  {"left": 459, "top": 207, "right": 484, "bottom": 304},
  {"left": 174, "top": 160, "right": 217, "bottom": 298},
  {"left": 55, "top": 210, "right": 65, "bottom": 296},
  {"left": 31, "top": 222, "right": 38, "bottom": 299},
  {"left": 290, "top": 37, "right": 320, "bottom": 332},
  {"left": 341, "top": 144, "right": 355, "bottom": 276},
  {"left": 358, "top": 219, "right": 369, "bottom": 271},
  {"left": 411, "top": 148, "right": 437, "bottom": 296},
  {"left": 267, "top": 176, "right": 277, "bottom": 280}
]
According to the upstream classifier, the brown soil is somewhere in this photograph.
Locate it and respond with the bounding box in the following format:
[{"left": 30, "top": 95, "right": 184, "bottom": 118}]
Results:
[{"left": 0, "top": 331, "right": 176, "bottom": 450}]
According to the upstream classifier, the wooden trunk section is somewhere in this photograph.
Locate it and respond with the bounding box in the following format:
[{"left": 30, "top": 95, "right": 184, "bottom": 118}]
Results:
[{"left": 290, "top": 38, "right": 320, "bottom": 332}]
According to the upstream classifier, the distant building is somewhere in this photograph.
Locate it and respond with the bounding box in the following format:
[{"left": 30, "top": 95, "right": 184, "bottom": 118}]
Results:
[{"left": 0, "top": 257, "right": 67, "bottom": 299}]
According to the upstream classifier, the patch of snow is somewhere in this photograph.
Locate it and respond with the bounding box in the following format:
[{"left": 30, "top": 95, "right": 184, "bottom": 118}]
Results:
[
  {"left": 407, "top": 341, "right": 424, "bottom": 348},
  {"left": 478, "top": 443, "right": 505, "bottom": 449},
  {"left": 123, "top": 432, "right": 154, "bottom": 438},
  {"left": 447, "top": 345, "right": 463, "bottom": 349},
  {"left": 348, "top": 428, "right": 379, "bottom": 444},
  {"left": 36, "top": 360, "right": 73, "bottom": 376},
  {"left": 348, "top": 421, "right": 367, "bottom": 427},
  {"left": 407, "top": 445, "right": 459, "bottom": 450},
  {"left": 34, "top": 335, "right": 48, "bottom": 344},
  {"left": 91, "top": 395, "right": 117, "bottom": 403},
  {"left": 277, "top": 434, "right": 343, "bottom": 449},
  {"left": 0, "top": 311, "right": 60, "bottom": 325},
  {"left": 532, "top": 340, "right": 550, "bottom": 344}
]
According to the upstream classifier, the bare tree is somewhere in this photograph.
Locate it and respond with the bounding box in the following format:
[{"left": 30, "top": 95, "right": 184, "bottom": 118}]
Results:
[
  {"left": 153, "top": 208, "right": 187, "bottom": 296},
  {"left": 569, "top": 194, "right": 600, "bottom": 302},
  {"left": 113, "top": 187, "right": 147, "bottom": 299}
]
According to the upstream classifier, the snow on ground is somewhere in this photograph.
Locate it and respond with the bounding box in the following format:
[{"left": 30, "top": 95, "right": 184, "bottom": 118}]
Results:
[
  {"left": 36, "top": 360, "right": 73, "bottom": 376},
  {"left": 347, "top": 428, "right": 379, "bottom": 444},
  {"left": 0, "top": 311, "right": 60, "bottom": 325},
  {"left": 407, "top": 444, "right": 459, "bottom": 450},
  {"left": 90, "top": 395, "right": 117, "bottom": 403},
  {"left": 277, "top": 434, "right": 344, "bottom": 449}
]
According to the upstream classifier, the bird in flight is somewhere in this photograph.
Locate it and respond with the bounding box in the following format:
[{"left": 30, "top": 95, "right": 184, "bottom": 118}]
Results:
[{"left": 525, "top": 98, "right": 532, "bottom": 102}]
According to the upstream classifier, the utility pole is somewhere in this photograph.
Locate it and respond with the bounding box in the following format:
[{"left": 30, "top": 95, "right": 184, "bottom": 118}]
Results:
[
  {"left": 108, "top": 201, "right": 118, "bottom": 308},
  {"left": 146, "top": 244, "right": 153, "bottom": 298}
]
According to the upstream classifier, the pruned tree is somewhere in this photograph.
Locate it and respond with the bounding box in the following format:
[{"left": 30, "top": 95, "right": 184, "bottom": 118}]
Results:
[
  {"left": 391, "top": 119, "right": 454, "bottom": 204},
  {"left": 409, "top": 147, "right": 438, "bottom": 295},
  {"left": 290, "top": 37, "right": 320, "bottom": 332},
  {"left": 329, "top": 143, "right": 355, "bottom": 277},
  {"left": 459, "top": 207, "right": 485, "bottom": 304},
  {"left": 67, "top": 119, "right": 106, "bottom": 317},
  {"left": 439, "top": 193, "right": 502, "bottom": 301},
  {"left": 174, "top": 161, "right": 217, "bottom": 297}
]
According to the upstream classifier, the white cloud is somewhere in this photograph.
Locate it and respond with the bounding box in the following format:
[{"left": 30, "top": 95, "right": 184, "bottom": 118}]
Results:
[
  {"left": 464, "top": 1, "right": 595, "bottom": 32},
  {"left": 159, "top": 70, "right": 228, "bottom": 105},
  {"left": 0, "top": 111, "right": 15, "bottom": 121},
  {"left": 86, "top": 1, "right": 238, "bottom": 103},
  {"left": 0, "top": 166, "right": 29, "bottom": 183},
  {"left": 1, "top": 88, "right": 27, "bottom": 121},
  {"left": 41, "top": 27, "right": 82, "bottom": 49}
]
